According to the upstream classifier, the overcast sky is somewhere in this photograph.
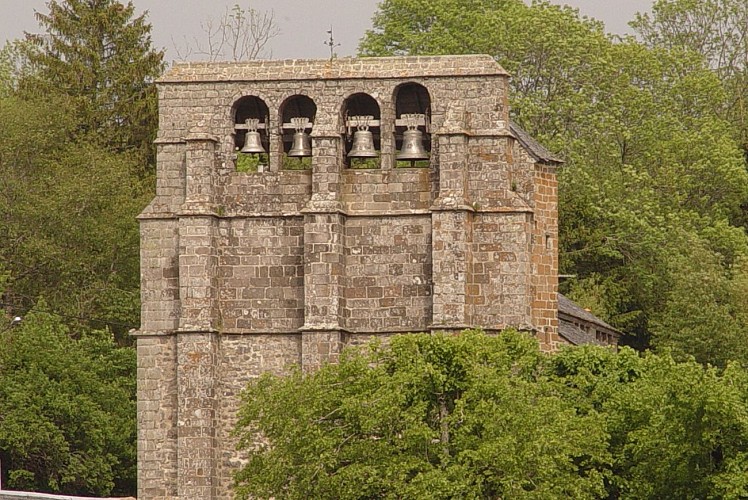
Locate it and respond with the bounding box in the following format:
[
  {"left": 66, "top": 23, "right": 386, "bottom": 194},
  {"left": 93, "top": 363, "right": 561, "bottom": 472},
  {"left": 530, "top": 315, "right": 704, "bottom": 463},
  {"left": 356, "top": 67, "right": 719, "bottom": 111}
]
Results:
[{"left": 1, "top": 0, "right": 654, "bottom": 62}]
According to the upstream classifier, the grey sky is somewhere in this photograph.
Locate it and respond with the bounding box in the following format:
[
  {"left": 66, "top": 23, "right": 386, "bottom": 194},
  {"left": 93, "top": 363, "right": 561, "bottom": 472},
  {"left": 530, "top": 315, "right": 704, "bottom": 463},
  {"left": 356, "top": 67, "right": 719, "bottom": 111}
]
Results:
[{"left": 1, "top": 0, "right": 653, "bottom": 62}]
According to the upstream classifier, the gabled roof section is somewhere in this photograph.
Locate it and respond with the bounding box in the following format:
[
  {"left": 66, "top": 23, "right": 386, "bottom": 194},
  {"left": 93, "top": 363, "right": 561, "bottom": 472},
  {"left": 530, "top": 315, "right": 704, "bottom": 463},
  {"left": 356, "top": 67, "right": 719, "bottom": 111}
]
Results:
[
  {"left": 558, "top": 321, "right": 591, "bottom": 346},
  {"left": 558, "top": 293, "right": 618, "bottom": 334},
  {"left": 558, "top": 294, "right": 621, "bottom": 346},
  {"left": 510, "top": 121, "right": 563, "bottom": 165}
]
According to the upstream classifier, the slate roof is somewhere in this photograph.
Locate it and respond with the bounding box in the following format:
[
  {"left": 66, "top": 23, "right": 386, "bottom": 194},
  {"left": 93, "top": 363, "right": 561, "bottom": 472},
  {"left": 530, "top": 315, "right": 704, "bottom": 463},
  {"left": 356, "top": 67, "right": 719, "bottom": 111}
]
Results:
[
  {"left": 558, "top": 293, "right": 617, "bottom": 331},
  {"left": 510, "top": 121, "right": 564, "bottom": 165},
  {"left": 558, "top": 293, "right": 620, "bottom": 346},
  {"left": 558, "top": 321, "right": 592, "bottom": 346}
]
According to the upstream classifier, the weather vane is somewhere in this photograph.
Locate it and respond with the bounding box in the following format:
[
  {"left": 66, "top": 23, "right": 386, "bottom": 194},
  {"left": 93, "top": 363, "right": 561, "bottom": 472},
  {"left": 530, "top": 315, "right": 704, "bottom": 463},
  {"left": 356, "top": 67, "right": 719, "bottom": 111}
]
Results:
[{"left": 324, "top": 26, "right": 341, "bottom": 60}]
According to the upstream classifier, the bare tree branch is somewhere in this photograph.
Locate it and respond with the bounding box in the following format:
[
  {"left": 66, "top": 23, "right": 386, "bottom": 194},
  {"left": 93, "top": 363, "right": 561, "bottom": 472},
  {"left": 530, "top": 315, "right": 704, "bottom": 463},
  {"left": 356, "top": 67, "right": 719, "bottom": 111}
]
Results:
[{"left": 173, "top": 3, "right": 280, "bottom": 62}]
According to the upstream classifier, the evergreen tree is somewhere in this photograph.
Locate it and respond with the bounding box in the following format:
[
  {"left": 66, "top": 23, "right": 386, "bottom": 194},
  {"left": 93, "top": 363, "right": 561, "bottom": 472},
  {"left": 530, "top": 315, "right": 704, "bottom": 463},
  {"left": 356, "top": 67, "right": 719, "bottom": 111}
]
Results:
[{"left": 23, "top": 0, "right": 164, "bottom": 168}]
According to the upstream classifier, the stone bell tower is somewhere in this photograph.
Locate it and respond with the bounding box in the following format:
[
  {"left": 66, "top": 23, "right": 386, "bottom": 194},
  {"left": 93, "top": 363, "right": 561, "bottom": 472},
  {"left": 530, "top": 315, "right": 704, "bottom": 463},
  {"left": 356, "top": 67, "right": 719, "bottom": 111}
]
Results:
[{"left": 135, "top": 55, "right": 560, "bottom": 499}]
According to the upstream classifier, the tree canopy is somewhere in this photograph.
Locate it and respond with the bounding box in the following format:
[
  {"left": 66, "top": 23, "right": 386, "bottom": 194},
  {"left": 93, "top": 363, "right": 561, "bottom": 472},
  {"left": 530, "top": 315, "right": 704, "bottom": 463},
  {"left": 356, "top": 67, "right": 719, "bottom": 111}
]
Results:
[
  {"left": 235, "top": 331, "right": 609, "bottom": 499},
  {"left": 2, "top": 0, "right": 748, "bottom": 496},
  {"left": 0, "top": 0, "right": 158, "bottom": 344},
  {"left": 0, "top": 76, "right": 149, "bottom": 344},
  {"left": 0, "top": 306, "right": 136, "bottom": 495},
  {"left": 0, "top": 1, "right": 161, "bottom": 494},
  {"left": 360, "top": 0, "right": 748, "bottom": 364},
  {"left": 631, "top": 0, "right": 748, "bottom": 152},
  {"left": 235, "top": 330, "right": 748, "bottom": 499}
]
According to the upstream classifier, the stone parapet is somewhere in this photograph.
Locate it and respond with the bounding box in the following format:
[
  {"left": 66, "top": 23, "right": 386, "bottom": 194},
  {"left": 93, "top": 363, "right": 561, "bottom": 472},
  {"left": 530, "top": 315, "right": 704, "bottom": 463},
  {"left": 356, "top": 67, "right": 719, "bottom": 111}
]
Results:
[{"left": 158, "top": 55, "right": 508, "bottom": 83}]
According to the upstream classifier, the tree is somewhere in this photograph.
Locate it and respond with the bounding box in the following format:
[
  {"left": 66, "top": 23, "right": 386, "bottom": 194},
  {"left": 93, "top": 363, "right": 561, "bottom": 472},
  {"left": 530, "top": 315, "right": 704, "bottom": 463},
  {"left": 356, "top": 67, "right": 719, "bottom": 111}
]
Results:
[
  {"left": 632, "top": 0, "right": 748, "bottom": 75},
  {"left": 0, "top": 40, "right": 35, "bottom": 98},
  {"left": 0, "top": 0, "right": 162, "bottom": 341},
  {"left": 174, "top": 3, "right": 280, "bottom": 61},
  {"left": 631, "top": 0, "right": 748, "bottom": 152},
  {"left": 649, "top": 238, "right": 748, "bottom": 367},
  {"left": 0, "top": 306, "right": 136, "bottom": 495},
  {"left": 235, "top": 330, "right": 609, "bottom": 499},
  {"left": 359, "top": 0, "right": 748, "bottom": 358},
  {"left": 557, "top": 41, "right": 748, "bottom": 350},
  {"left": 0, "top": 90, "right": 148, "bottom": 343},
  {"left": 235, "top": 331, "right": 748, "bottom": 498},
  {"left": 549, "top": 345, "right": 748, "bottom": 498},
  {"left": 360, "top": 0, "right": 609, "bottom": 141},
  {"left": 22, "top": 0, "right": 164, "bottom": 167}
]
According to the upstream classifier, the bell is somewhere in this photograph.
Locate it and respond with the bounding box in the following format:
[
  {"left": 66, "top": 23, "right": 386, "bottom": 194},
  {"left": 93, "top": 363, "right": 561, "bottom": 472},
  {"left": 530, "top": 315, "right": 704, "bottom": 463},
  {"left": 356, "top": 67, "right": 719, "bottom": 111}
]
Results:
[
  {"left": 396, "top": 128, "right": 429, "bottom": 161},
  {"left": 240, "top": 130, "right": 266, "bottom": 154},
  {"left": 288, "top": 131, "right": 312, "bottom": 157},
  {"left": 348, "top": 129, "right": 378, "bottom": 158}
]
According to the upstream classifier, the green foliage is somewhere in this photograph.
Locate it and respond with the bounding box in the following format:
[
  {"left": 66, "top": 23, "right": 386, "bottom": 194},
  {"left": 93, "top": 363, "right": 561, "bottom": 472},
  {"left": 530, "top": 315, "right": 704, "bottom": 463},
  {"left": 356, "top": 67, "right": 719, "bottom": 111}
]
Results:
[
  {"left": 236, "top": 152, "right": 262, "bottom": 172},
  {"left": 606, "top": 358, "right": 748, "bottom": 498},
  {"left": 235, "top": 330, "right": 609, "bottom": 499},
  {"left": 0, "top": 91, "right": 150, "bottom": 343},
  {"left": 237, "top": 332, "right": 748, "bottom": 499},
  {"left": 632, "top": 0, "right": 748, "bottom": 152},
  {"left": 348, "top": 157, "right": 381, "bottom": 169},
  {"left": 0, "top": 2, "right": 156, "bottom": 495},
  {"left": 0, "top": 2, "right": 161, "bottom": 344},
  {"left": 0, "top": 41, "right": 34, "bottom": 98},
  {"left": 550, "top": 345, "right": 748, "bottom": 498},
  {"left": 360, "top": 0, "right": 748, "bottom": 363},
  {"left": 0, "top": 306, "right": 136, "bottom": 495},
  {"left": 21, "top": 0, "right": 165, "bottom": 167},
  {"left": 554, "top": 39, "right": 748, "bottom": 355},
  {"left": 0, "top": 2, "right": 161, "bottom": 343},
  {"left": 360, "top": 0, "right": 609, "bottom": 140},
  {"left": 281, "top": 154, "right": 312, "bottom": 170},
  {"left": 649, "top": 240, "right": 748, "bottom": 367},
  {"left": 395, "top": 158, "right": 429, "bottom": 168}
]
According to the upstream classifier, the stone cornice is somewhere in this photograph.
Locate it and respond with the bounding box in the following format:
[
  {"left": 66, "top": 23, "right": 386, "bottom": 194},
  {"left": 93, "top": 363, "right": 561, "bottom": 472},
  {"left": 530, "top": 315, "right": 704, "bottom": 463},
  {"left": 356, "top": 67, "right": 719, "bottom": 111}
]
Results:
[{"left": 158, "top": 55, "right": 508, "bottom": 84}]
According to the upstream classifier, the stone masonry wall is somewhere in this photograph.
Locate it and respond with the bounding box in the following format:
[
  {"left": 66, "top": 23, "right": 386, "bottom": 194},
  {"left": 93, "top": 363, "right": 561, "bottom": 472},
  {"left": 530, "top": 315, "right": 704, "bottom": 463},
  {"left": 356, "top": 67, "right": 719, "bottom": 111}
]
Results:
[
  {"left": 215, "top": 334, "right": 301, "bottom": 496},
  {"left": 341, "top": 169, "right": 434, "bottom": 212},
  {"left": 470, "top": 212, "right": 533, "bottom": 329},
  {"left": 530, "top": 160, "right": 560, "bottom": 350},
  {"left": 137, "top": 55, "right": 559, "bottom": 499},
  {"left": 217, "top": 217, "right": 305, "bottom": 333},
  {"left": 344, "top": 215, "right": 432, "bottom": 332},
  {"left": 221, "top": 170, "right": 312, "bottom": 215},
  {"left": 136, "top": 336, "right": 177, "bottom": 499}
]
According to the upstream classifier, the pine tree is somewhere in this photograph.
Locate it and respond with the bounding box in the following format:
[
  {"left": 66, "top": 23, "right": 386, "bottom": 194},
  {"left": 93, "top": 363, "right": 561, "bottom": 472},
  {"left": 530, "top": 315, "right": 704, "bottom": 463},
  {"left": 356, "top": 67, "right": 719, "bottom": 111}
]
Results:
[{"left": 24, "top": 0, "right": 164, "bottom": 167}]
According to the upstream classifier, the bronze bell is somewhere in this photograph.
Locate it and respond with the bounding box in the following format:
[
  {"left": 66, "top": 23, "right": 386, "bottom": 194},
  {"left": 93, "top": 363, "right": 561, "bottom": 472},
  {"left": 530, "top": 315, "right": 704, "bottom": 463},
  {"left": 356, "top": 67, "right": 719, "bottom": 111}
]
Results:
[
  {"left": 396, "top": 128, "right": 429, "bottom": 161},
  {"left": 348, "top": 129, "right": 377, "bottom": 158},
  {"left": 240, "top": 130, "right": 266, "bottom": 154},
  {"left": 288, "top": 131, "right": 312, "bottom": 157}
]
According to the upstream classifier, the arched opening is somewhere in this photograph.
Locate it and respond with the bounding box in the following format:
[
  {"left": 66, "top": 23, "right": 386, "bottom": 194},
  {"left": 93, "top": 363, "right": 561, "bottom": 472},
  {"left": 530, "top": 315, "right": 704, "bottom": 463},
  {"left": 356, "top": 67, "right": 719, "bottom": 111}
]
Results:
[
  {"left": 279, "top": 95, "right": 316, "bottom": 170},
  {"left": 394, "top": 83, "right": 431, "bottom": 168},
  {"left": 342, "top": 93, "right": 381, "bottom": 169},
  {"left": 233, "top": 95, "right": 270, "bottom": 172}
]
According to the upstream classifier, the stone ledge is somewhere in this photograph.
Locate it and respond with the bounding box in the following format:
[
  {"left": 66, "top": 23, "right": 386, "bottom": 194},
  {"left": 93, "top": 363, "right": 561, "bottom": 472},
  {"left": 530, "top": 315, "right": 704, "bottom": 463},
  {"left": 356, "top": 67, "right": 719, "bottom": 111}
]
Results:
[
  {"left": 158, "top": 55, "right": 508, "bottom": 83},
  {"left": 130, "top": 329, "right": 174, "bottom": 338}
]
